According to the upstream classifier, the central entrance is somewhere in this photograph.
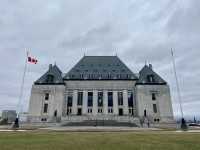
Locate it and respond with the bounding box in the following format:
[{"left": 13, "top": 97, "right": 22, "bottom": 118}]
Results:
[
  {"left": 119, "top": 108, "right": 123, "bottom": 116},
  {"left": 77, "top": 108, "right": 82, "bottom": 116}
]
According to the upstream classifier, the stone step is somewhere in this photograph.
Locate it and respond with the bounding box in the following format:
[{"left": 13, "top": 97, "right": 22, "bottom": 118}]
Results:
[{"left": 62, "top": 120, "right": 138, "bottom": 127}]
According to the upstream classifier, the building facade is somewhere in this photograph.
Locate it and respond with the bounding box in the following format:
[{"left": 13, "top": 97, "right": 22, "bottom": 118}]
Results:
[{"left": 28, "top": 56, "right": 174, "bottom": 125}]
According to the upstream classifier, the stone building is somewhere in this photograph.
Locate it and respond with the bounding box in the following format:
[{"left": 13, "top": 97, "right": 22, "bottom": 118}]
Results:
[{"left": 28, "top": 56, "right": 174, "bottom": 125}]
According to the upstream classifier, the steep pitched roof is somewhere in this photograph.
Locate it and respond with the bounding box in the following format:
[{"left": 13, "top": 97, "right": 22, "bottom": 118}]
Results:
[
  {"left": 34, "top": 64, "right": 65, "bottom": 85},
  {"left": 136, "top": 64, "right": 167, "bottom": 85},
  {"left": 64, "top": 56, "right": 137, "bottom": 80}
]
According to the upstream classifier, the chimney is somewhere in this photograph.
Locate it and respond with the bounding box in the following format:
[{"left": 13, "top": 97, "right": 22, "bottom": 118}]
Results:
[
  {"left": 149, "top": 64, "right": 153, "bottom": 69},
  {"left": 49, "top": 64, "right": 53, "bottom": 70}
]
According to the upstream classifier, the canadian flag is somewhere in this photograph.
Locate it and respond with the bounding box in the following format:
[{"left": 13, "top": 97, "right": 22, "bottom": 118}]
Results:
[{"left": 28, "top": 56, "right": 38, "bottom": 64}]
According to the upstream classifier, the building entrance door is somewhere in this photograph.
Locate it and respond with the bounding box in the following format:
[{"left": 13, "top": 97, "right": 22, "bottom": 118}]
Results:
[
  {"left": 119, "top": 108, "right": 123, "bottom": 116},
  {"left": 77, "top": 108, "right": 82, "bottom": 116}
]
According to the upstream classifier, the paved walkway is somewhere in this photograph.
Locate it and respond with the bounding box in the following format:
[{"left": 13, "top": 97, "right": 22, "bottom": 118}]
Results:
[{"left": 40, "top": 126, "right": 162, "bottom": 132}]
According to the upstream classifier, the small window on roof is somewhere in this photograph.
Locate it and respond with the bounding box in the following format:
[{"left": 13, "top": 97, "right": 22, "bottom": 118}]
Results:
[
  {"left": 85, "top": 70, "right": 88, "bottom": 72},
  {"left": 46, "top": 75, "right": 54, "bottom": 83},
  {"left": 147, "top": 75, "right": 155, "bottom": 82},
  {"left": 112, "top": 70, "right": 116, "bottom": 72},
  {"left": 121, "top": 69, "right": 125, "bottom": 72}
]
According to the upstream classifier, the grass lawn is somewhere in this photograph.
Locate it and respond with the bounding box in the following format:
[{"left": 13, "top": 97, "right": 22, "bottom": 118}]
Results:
[{"left": 0, "top": 131, "right": 200, "bottom": 150}]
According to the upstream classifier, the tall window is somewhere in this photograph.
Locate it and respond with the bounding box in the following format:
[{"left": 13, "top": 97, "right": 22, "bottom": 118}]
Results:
[
  {"left": 98, "top": 92, "right": 103, "bottom": 107},
  {"left": 88, "top": 92, "right": 93, "bottom": 107},
  {"left": 128, "top": 91, "right": 133, "bottom": 107},
  {"left": 45, "top": 93, "right": 49, "bottom": 100},
  {"left": 67, "top": 95, "right": 73, "bottom": 107},
  {"left": 147, "top": 75, "right": 154, "bottom": 82},
  {"left": 152, "top": 93, "right": 156, "bottom": 100},
  {"left": 108, "top": 92, "right": 113, "bottom": 107},
  {"left": 118, "top": 92, "right": 123, "bottom": 106},
  {"left": 43, "top": 104, "right": 48, "bottom": 113},
  {"left": 153, "top": 104, "right": 157, "bottom": 113},
  {"left": 46, "top": 74, "right": 54, "bottom": 83},
  {"left": 77, "top": 92, "right": 83, "bottom": 105}
]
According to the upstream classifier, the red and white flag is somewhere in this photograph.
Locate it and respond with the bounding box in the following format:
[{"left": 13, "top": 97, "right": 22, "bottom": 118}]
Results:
[{"left": 27, "top": 55, "right": 38, "bottom": 64}]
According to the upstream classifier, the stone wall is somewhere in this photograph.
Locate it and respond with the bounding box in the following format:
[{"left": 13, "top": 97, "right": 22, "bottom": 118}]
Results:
[{"left": 136, "top": 84, "right": 174, "bottom": 123}]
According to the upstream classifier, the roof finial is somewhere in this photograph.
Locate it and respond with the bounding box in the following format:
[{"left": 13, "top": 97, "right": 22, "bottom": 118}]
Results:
[
  {"left": 145, "top": 60, "right": 147, "bottom": 66},
  {"left": 54, "top": 61, "right": 56, "bottom": 65}
]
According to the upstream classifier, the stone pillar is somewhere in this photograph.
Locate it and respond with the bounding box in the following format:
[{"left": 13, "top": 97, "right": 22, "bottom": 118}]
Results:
[
  {"left": 113, "top": 91, "right": 118, "bottom": 115},
  {"left": 82, "top": 90, "right": 88, "bottom": 115},
  {"left": 93, "top": 90, "right": 98, "bottom": 115},
  {"left": 103, "top": 90, "right": 108, "bottom": 114},
  {"left": 123, "top": 90, "right": 129, "bottom": 115},
  {"left": 72, "top": 90, "right": 78, "bottom": 115},
  {"left": 132, "top": 90, "right": 137, "bottom": 116}
]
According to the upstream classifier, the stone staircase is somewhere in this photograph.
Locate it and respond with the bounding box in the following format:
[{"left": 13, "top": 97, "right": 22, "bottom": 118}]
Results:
[{"left": 61, "top": 115, "right": 140, "bottom": 127}]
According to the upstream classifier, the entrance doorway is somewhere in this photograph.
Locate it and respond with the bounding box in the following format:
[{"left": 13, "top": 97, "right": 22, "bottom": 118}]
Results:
[
  {"left": 77, "top": 108, "right": 82, "bottom": 116},
  {"left": 119, "top": 108, "right": 123, "bottom": 116}
]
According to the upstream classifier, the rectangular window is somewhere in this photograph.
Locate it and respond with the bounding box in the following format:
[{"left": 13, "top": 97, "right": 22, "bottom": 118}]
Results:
[
  {"left": 88, "top": 108, "right": 92, "bottom": 113},
  {"left": 98, "top": 92, "right": 103, "bottom": 107},
  {"left": 67, "top": 96, "right": 73, "bottom": 107},
  {"left": 147, "top": 75, "right": 154, "bottom": 82},
  {"left": 128, "top": 91, "right": 133, "bottom": 107},
  {"left": 108, "top": 108, "right": 113, "bottom": 113},
  {"left": 153, "top": 104, "right": 157, "bottom": 113},
  {"left": 43, "top": 104, "right": 48, "bottom": 113},
  {"left": 118, "top": 92, "right": 123, "bottom": 106},
  {"left": 77, "top": 92, "right": 83, "bottom": 105},
  {"left": 108, "top": 92, "right": 113, "bottom": 107},
  {"left": 152, "top": 93, "right": 156, "bottom": 100},
  {"left": 88, "top": 92, "right": 93, "bottom": 107},
  {"left": 45, "top": 93, "right": 49, "bottom": 100}
]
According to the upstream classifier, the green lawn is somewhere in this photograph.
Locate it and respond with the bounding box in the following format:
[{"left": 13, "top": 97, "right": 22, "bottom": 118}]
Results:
[{"left": 0, "top": 131, "right": 200, "bottom": 150}]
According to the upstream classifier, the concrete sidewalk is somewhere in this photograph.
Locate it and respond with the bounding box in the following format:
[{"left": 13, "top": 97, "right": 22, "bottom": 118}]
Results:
[{"left": 40, "top": 126, "right": 162, "bottom": 132}]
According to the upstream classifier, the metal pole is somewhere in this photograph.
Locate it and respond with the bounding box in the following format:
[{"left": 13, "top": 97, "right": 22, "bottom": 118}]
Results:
[
  {"left": 171, "top": 48, "right": 183, "bottom": 118},
  {"left": 17, "top": 50, "right": 28, "bottom": 116}
]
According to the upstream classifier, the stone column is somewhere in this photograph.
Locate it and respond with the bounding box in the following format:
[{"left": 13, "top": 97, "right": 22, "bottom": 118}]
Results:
[
  {"left": 93, "top": 90, "right": 98, "bottom": 115},
  {"left": 82, "top": 90, "right": 88, "bottom": 115},
  {"left": 103, "top": 90, "right": 108, "bottom": 114},
  {"left": 72, "top": 90, "right": 78, "bottom": 115},
  {"left": 113, "top": 91, "right": 118, "bottom": 115},
  {"left": 123, "top": 90, "right": 129, "bottom": 115},
  {"left": 132, "top": 90, "right": 137, "bottom": 116}
]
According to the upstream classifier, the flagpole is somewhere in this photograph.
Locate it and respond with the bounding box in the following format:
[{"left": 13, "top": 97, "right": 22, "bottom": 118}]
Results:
[
  {"left": 171, "top": 48, "right": 187, "bottom": 130},
  {"left": 17, "top": 50, "right": 28, "bottom": 117}
]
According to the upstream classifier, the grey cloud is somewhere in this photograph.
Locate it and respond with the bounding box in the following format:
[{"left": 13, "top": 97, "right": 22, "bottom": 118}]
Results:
[{"left": 0, "top": 0, "right": 199, "bottom": 119}]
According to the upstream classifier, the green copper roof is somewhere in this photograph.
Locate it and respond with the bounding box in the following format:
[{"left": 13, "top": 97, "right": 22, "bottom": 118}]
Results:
[
  {"left": 64, "top": 56, "right": 138, "bottom": 80},
  {"left": 35, "top": 64, "right": 64, "bottom": 85},
  {"left": 136, "top": 64, "right": 167, "bottom": 85}
]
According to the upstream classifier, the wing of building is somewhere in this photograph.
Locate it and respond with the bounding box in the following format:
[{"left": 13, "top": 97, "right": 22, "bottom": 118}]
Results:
[{"left": 28, "top": 56, "right": 174, "bottom": 126}]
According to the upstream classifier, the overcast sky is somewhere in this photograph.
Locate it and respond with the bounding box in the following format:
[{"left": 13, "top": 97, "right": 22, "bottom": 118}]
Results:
[{"left": 0, "top": 0, "right": 199, "bottom": 119}]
